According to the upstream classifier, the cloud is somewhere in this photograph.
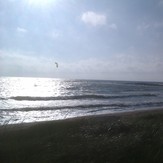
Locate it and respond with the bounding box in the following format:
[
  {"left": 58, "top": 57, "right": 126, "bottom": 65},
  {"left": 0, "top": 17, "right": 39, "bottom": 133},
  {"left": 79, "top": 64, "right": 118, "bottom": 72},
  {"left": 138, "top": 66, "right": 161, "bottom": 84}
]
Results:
[
  {"left": 0, "top": 51, "right": 57, "bottom": 77},
  {"left": 81, "top": 11, "right": 106, "bottom": 26},
  {"left": 137, "top": 22, "right": 151, "bottom": 31},
  {"left": 137, "top": 20, "right": 163, "bottom": 31},
  {"left": 57, "top": 54, "right": 163, "bottom": 81},
  {"left": 0, "top": 50, "right": 163, "bottom": 81},
  {"left": 108, "top": 23, "right": 117, "bottom": 30},
  {"left": 47, "top": 30, "right": 62, "bottom": 39},
  {"left": 17, "top": 27, "right": 27, "bottom": 33}
]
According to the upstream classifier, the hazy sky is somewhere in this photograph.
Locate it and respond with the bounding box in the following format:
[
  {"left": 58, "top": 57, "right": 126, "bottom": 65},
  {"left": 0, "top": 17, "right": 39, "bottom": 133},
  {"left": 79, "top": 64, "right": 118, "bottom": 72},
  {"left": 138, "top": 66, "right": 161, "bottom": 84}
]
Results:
[{"left": 0, "top": 0, "right": 163, "bottom": 81}]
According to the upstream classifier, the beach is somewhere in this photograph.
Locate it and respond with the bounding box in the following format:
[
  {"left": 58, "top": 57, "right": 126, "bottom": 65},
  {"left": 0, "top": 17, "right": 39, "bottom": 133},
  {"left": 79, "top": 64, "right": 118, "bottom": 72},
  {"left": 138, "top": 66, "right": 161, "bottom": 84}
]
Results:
[{"left": 1, "top": 108, "right": 163, "bottom": 163}]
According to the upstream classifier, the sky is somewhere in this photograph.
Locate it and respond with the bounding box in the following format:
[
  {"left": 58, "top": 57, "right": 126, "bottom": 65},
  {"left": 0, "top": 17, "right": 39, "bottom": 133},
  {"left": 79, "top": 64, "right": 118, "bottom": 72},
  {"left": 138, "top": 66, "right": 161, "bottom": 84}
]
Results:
[{"left": 0, "top": 0, "right": 163, "bottom": 81}]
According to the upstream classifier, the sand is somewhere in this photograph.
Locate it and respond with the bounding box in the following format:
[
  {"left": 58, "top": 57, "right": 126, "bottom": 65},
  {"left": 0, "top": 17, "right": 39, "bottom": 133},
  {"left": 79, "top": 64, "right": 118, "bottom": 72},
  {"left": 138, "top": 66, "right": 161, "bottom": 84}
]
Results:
[{"left": 1, "top": 108, "right": 163, "bottom": 163}]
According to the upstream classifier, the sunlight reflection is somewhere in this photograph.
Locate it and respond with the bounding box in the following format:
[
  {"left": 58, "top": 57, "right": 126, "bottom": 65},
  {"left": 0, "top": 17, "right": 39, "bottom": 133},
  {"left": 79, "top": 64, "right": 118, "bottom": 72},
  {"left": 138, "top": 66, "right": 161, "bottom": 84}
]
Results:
[{"left": 2, "top": 77, "right": 66, "bottom": 98}]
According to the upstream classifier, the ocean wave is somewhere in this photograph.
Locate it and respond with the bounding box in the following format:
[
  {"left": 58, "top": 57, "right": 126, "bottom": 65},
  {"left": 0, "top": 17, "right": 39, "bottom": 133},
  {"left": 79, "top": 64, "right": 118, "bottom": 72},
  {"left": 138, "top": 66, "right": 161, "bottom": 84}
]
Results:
[
  {"left": 2, "top": 101, "right": 163, "bottom": 112},
  {"left": 126, "top": 82, "right": 163, "bottom": 87},
  {"left": 0, "top": 103, "right": 128, "bottom": 112},
  {"left": 7, "top": 93, "right": 157, "bottom": 101}
]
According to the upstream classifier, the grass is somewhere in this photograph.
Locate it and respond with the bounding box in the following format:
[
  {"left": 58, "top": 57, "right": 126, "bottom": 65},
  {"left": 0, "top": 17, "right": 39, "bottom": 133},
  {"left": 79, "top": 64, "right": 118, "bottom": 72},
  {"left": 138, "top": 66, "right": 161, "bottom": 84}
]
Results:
[{"left": 1, "top": 109, "right": 163, "bottom": 163}]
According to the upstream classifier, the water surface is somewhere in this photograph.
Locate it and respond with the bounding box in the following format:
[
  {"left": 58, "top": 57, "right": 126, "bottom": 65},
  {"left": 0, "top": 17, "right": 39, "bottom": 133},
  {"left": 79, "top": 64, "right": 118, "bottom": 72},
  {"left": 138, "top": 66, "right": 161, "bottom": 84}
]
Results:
[{"left": 0, "top": 77, "right": 163, "bottom": 125}]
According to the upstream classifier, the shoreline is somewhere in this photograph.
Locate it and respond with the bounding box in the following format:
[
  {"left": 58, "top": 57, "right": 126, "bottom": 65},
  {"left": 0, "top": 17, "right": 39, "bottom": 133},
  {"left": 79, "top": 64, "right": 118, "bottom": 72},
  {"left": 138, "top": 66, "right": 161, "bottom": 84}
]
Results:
[
  {"left": 1, "top": 108, "right": 163, "bottom": 162},
  {"left": 1, "top": 107, "right": 163, "bottom": 129}
]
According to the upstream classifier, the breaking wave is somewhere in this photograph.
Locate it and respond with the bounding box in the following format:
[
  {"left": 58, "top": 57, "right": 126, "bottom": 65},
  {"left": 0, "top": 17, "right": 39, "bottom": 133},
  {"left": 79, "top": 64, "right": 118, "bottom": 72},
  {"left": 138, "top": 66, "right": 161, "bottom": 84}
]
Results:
[{"left": 8, "top": 93, "right": 157, "bottom": 101}]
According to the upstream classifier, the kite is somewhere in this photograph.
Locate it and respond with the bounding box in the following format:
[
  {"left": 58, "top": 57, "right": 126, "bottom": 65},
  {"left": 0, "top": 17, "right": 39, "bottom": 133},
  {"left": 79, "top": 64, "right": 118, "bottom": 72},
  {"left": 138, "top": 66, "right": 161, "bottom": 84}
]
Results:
[{"left": 55, "top": 62, "right": 58, "bottom": 68}]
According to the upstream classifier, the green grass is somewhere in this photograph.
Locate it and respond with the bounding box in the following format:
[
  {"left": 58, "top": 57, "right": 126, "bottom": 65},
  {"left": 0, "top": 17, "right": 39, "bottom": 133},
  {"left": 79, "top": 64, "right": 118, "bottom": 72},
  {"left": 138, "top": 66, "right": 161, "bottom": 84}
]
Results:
[{"left": 1, "top": 110, "right": 163, "bottom": 163}]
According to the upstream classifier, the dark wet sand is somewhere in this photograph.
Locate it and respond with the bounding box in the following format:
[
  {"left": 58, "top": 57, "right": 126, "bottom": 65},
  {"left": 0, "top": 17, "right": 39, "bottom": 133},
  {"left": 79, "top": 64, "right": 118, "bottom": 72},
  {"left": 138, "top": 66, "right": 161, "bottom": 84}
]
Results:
[{"left": 1, "top": 108, "right": 163, "bottom": 163}]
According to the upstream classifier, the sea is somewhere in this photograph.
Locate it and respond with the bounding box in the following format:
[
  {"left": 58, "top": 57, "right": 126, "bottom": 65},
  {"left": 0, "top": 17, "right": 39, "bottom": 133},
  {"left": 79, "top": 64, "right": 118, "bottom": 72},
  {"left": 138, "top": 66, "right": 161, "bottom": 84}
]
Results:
[{"left": 0, "top": 77, "right": 163, "bottom": 125}]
